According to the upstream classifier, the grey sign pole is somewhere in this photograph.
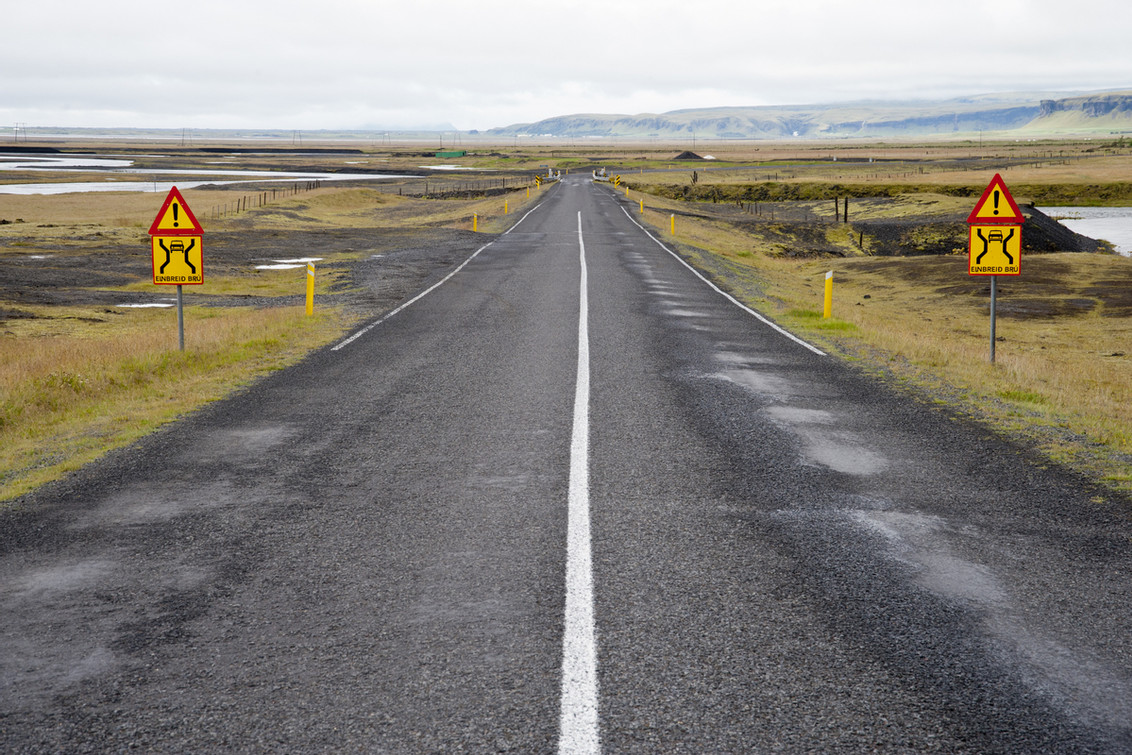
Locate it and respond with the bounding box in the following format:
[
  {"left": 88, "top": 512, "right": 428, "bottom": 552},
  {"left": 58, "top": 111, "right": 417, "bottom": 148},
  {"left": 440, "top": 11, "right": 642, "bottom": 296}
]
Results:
[
  {"left": 989, "top": 276, "right": 997, "bottom": 364},
  {"left": 177, "top": 284, "right": 185, "bottom": 352}
]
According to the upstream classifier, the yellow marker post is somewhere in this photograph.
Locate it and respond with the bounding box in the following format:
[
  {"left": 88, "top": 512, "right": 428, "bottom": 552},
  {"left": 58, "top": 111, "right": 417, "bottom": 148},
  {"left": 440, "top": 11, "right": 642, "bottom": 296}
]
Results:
[
  {"left": 625, "top": 186, "right": 629, "bottom": 197},
  {"left": 504, "top": 200, "right": 509, "bottom": 215},
  {"left": 823, "top": 271, "right": 833, "bottom": 318},
  {"left": 473, "top": 213, "right": 478, "bottom": 232},
  {"left": 639, "top": 199, "right": 644, "bottom": 213},
  {"left": 527, "top": 188, "right": 530, "bottom": 199},
  {"left": 306, "top": 261, "right": 315, "bottom": 316},
  {"left": 670, "top": 214, "right": 676, "bottom": 235}
]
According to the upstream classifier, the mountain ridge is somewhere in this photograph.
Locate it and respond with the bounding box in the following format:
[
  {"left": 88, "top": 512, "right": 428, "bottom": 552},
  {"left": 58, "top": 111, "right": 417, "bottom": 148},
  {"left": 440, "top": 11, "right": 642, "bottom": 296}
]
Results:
[{"left": 486, "top": 90, "right": 1132, "bottom": 139}]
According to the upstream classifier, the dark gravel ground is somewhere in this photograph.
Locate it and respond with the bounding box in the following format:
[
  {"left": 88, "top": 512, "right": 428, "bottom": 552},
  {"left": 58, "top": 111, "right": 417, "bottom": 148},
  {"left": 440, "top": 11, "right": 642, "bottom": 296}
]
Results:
[{"left": 0, "top": 226, "right": 488, "bottom": 322}]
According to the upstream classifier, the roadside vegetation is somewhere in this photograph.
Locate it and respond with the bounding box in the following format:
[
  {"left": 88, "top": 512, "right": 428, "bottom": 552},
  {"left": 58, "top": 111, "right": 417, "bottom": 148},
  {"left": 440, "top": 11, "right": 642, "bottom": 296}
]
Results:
[
  {"left": 615, "top": 158, "right": 1131, "bottom": 496},
  {"left": 2, "top": 138, "right": 1129, "bottom": 501},
  {"left": 0, "top": 174, "right": 542, "bottom": 503},
  {"left": 0, "top": 305, "right": 342, "bottom": 500}
]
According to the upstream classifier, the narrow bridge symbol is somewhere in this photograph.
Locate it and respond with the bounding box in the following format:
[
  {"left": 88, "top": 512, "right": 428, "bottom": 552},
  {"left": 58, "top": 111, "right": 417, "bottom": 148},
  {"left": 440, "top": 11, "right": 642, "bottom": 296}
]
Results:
[
  {"left": 975, "top": 227, "right": 1015, "bottom": 265},
  {"left": 158, "top": 237, "right": 197, "bottom": 274}
]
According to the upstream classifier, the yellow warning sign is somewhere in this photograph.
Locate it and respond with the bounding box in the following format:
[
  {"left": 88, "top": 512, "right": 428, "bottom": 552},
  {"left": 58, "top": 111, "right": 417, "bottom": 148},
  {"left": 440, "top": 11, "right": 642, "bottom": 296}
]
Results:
[
  {"left": 967, "top": 174, "right": 1025, "bottom": 224},
  {"left": 148, "top": 186, "right": 204, "bottom": 235},
  {"left": 969, "top": 225, "right": 1021, "bottom": 275},
  {"left": 151, "top": 235, "right": 204, "bottom": 285}
]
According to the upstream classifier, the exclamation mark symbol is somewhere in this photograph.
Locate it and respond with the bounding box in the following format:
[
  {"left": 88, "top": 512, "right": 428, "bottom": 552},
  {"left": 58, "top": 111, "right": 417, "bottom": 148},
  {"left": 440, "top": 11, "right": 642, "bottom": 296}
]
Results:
[
  {"left": 992, "top": 190, "right": 1000, "bottom": 216},
  {"left": 172, "top": 203, "right": 180, "bottom": 228}
]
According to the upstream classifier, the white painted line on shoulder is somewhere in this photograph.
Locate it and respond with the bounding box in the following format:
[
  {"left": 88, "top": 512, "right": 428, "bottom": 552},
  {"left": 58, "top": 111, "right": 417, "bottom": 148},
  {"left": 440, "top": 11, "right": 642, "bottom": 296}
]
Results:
[
  {"left": 331, "top": 200, "right": 547, "bottom": 351},
  {"left": 502, "top": 197, "right": 546, "bottom": 234},
  {"left": 618, "top": 206, "right": 826, "bottom": 357},
  {"left": 558, "top": 211, "right": 600, "bottom": 754},
  {"left": 331, "top": 242, "right": 490, "bottom": 351}
]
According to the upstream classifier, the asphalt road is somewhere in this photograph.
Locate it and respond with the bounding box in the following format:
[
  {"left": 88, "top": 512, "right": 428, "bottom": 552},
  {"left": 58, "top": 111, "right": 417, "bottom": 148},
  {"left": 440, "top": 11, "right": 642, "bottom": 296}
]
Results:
[{"left": 2, "top": 177, "right": 1131, "bottom": 753}]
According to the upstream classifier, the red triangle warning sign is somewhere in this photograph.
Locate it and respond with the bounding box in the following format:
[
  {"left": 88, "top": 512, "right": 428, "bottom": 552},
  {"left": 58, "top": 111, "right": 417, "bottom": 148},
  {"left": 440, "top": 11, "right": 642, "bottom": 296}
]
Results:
[
  {"left": 967, "top": 174, "right": 1025, "bottom": 224},
  {"left": 149, "top": 186, "right": 204, "bottom": 235}
]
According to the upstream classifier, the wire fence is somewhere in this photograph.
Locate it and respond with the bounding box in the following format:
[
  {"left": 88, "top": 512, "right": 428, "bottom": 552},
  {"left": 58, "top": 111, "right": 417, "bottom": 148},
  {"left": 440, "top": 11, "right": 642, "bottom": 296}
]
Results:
[
  {"left": 206, "top": 175, "right": 542, "bottom": 221},
  {"left": 208, "top": 181, "right": 323, "bottom": 221},
  {"left": 376, "top": 177, "right": 531, "bottom": 198}
]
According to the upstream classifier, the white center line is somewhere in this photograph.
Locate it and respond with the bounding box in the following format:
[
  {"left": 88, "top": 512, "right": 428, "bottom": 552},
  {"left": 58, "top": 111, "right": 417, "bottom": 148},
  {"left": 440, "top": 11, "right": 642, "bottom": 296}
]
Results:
[{"left": 558, "top": 210, "right": 600, "bottom": 754}]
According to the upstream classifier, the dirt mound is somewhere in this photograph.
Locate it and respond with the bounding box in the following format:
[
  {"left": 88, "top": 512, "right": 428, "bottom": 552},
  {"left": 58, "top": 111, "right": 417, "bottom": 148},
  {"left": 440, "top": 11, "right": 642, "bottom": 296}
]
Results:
[{"left": 852, "top": 208, "right": 1103, "bottom": 258}]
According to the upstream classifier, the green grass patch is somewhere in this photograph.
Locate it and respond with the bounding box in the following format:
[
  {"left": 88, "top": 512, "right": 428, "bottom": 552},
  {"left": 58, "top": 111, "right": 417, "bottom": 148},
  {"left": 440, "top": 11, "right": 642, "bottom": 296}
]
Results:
[
  {"left": 784, "top": 308, "right": 860, "bottom": 332},
  {"left": 997, "top": 388, "right": 1049, "bottom": 406}
]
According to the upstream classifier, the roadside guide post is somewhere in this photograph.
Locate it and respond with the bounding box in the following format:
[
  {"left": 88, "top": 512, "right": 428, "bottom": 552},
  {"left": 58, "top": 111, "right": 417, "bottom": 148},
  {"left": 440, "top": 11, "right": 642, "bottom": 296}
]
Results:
[
  {"left": 823, "top": 271, "right": 834, "bottom": 319},
  {"left": 306, "top": 262, "right": 315, "bottom": 316},
  {"left": 148, "top": 186, "right": 204, "bottom": 352},
  {"left": 967, "top": 174, "right": 1024, "bottom": 363}
]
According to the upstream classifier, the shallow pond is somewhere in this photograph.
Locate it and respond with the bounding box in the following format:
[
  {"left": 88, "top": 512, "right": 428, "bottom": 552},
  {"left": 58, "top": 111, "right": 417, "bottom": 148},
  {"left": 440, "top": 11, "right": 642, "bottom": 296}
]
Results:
[
  {"left": 1040, "top": 207, "right": 1132, "bottom": 257},
  {"left": 0, "top": 153, "right": 411, "bottom": 194}
]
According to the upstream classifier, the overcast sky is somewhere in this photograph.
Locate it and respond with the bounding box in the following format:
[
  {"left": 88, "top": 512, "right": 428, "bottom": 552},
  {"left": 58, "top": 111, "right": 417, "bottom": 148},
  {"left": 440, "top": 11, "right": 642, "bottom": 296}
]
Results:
[{"left": 4, "top": 0, "right": 1130, "bottom": 132}]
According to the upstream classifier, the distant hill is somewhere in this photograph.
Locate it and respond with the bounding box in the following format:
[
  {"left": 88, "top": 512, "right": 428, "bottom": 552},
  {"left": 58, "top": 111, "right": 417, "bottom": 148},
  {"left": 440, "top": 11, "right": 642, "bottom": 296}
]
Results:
[{"left": 486, "top": 90, "right": 1132, "bottom": 140}]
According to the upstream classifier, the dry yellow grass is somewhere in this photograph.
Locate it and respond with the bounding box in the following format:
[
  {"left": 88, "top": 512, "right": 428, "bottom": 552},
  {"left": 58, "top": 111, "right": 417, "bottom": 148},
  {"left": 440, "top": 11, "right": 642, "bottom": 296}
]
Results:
[
  {"left": 809, "top": 255, "right": 1131, "bottom": 471},
  {"left": 4, "top": 142, "right": 1129, "bottom": 501},
  {"left": 0, "top": 304, "right": 346, "bottom": 501},
  {"left": 623, "top": 141, "right": 1132, "bottom": 199},
  {"left": 629, "top": 191, "right": 1132, "bottom": 494},
  {"left": 0, "top": 178, "right": 547, "bottom": 502}
]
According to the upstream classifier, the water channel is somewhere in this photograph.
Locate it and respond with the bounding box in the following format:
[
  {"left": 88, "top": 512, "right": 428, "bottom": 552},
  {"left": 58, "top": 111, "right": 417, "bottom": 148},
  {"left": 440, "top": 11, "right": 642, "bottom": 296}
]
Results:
[
  {"left": 3, "top": 153, "right": 1131, "bottom": 257},
  {"left": 1039, "top": 207, "right": 1132, "bottom": 257},
  {"left": 0, "top": 153, "right": 412, "bottom": 194}
]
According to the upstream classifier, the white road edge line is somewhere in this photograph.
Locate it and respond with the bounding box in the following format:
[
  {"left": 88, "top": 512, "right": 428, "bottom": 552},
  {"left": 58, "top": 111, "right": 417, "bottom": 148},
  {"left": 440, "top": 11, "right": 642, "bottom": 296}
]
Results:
[
  {"left": 618, "top": 205, "right": 826, "bottom": 357},
  {"left": 558, "top": 210, "right": 600, "bottom": 754},
  {"left": 331, "top": 200, "right": 546, "bottom": 351}
]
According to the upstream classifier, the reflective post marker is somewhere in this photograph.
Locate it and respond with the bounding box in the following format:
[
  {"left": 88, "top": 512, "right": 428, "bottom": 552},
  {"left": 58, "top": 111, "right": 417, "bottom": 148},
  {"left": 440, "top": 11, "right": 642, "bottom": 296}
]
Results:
[
  {"left": 306, "top": 262, "right": 315, "bottom": 316},
  {"left": 823, "top": 271, "right": 833, "bottom": 319}
]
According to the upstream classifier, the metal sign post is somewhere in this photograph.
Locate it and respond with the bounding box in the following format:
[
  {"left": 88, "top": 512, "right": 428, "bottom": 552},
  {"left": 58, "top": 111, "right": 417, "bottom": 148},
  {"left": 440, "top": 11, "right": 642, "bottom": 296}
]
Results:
[
  {"left": 967, "top": 174, "right": 1023, "bottom": 364},
  {"left": 148, "top": 187, "right": 204, "bottom": 351},
  {"left": 175, "top": 285, "right": 184, "bottom": 351},
  {"left": 989, "top": 276, "right": 997, "bottom": 363}
]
